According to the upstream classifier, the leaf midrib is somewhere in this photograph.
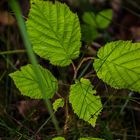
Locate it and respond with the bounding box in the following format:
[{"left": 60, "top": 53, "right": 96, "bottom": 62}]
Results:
[{"left": 101, "top": 58, "right": 140, "bottom": 75}]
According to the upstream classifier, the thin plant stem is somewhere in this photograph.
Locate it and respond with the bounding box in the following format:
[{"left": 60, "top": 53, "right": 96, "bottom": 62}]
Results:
[
  {"left": 76, "top": 57, "right": 94, "bottom": 72},
  {"left": 0, "top": 50, "right": 26, "bottom": 55},
  {"left": 120, "top": 91, "right": 134, "bottom": 114},
  {"left": 2, "top": 55, "right": 17, "bottom": 70},
  {"left": 0, "top": 119, "right": 30, "bottom": 139},
  {"left": 71, "top": 61, "right": 77, "bottom": 80},
  {"left": 0, "top": 71, "right": 6, "bottom": 81},
  {"left": 64, "top": 96, "right": 69, "bottom": 134},
  {"left": 78, "top": 60, "right": 93, "bottom": 79},
  {"left": 72, "top": 57, "right": 94, "bottom": 80}
]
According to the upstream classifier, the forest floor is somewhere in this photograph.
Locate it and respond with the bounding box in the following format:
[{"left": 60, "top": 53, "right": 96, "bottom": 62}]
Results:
[{"left": 0, "top": 0, "right": 140, "bottom": 139}]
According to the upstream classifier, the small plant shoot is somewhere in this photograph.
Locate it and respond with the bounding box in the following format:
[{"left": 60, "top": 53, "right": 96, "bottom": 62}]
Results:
[
  {"left": 9, "top": 0, "right": 140, "bottom": 139},
  {"left": 53, "top": 98, "right": 64, "bottom": 112}
]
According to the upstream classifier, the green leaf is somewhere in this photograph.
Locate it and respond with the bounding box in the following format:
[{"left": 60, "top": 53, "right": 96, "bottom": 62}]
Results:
[
  {"left": 26, "top": 1, "right": 81, "bottom": 66},
  {"left": 69, "top": 78, "right": 102, "bottom": 127},
  {"left": 52, "top": 137, "right": 65, "bottom": 140},
  {"left": 96, "top": 9, "right": 112, "bottom": 29},
  {"left": 94, "top": 41, "right": 140, "bottom": 92},
  {"left": 79, "top": 138, "right": 104, "bottom": 140},
  {"left": 9, "top": 64, "right": 58, "bottom": 99},
  {"left": 81, "top": 24, "right": 99, "bottom": 43},
  {"left": 53, "top": 98, "right": 64, "bottom": 111},
  {"left": 30, "top": 0, "right": 42, "bottom": 4},
  {"left": 82, "top": 12, "right": 96, "bottom": 27}
]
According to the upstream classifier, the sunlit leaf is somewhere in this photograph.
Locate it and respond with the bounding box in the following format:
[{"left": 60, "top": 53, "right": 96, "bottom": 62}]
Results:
[
  {"left": 79, "top": 138, "right": 104, "bottom": 140},
  {"left": 94, "top": 41, "right": 140, "bottom": 92},
  {"left": 26, "top": 1, "right": 81, "bottom": 66},
  {"left": 52, "top": 137, "right": 65, "bottom": 140},
  {"left": 10, "top": 64, "right": 58, "bottom": 99},
  {"left": 53, "top": 98, "right": 64, "bottom": 112},
  {"left": 69, "top": 78, "right": 102, "bottom": 127}
]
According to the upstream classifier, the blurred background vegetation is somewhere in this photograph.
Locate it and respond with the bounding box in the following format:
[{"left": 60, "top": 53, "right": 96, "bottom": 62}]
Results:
[{"left": 0, "top": 0, "right": 140, "bottom": 139}]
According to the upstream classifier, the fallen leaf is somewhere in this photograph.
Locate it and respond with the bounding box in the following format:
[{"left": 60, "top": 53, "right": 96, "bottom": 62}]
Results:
[{"left": 0, "top": 11, "right": 15, "bottom": 25}]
